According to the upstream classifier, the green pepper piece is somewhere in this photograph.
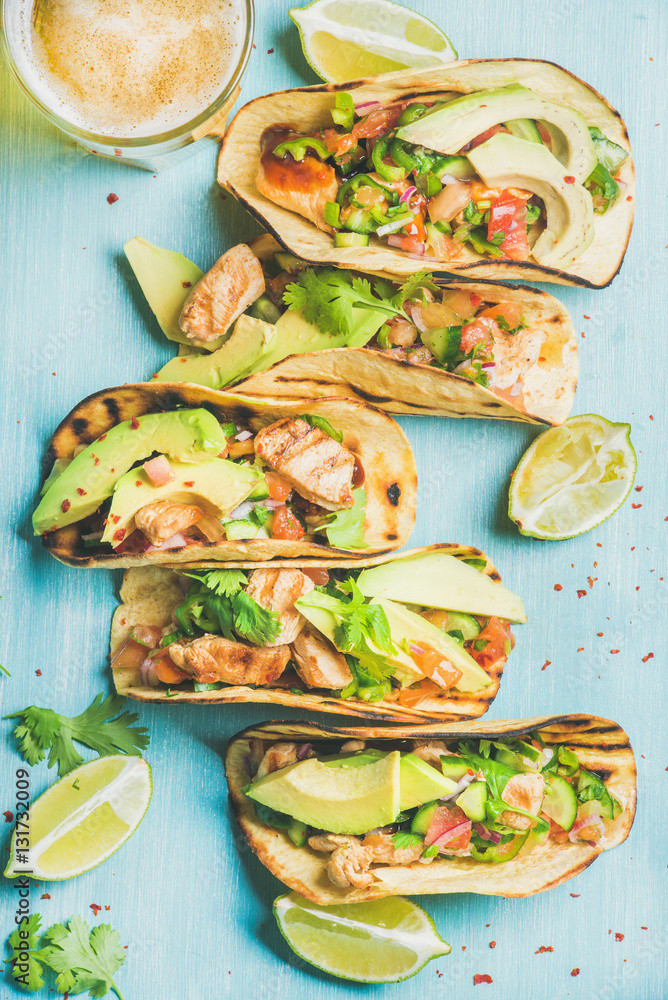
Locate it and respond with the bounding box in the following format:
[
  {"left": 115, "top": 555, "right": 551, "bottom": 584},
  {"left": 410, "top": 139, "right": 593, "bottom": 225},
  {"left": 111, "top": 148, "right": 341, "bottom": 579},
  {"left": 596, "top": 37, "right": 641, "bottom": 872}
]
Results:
[
  {"left": 331, "top": 91, "right": 355, "bottom": 130},
  {"left": 376, "top": 325, "right": 392, "bottom": 349},
  {"left": 324, "top": 201, "right": 341, "bottom": 227},
  {"left": 372, "top": 135, "right": 407, "bottom": 183},
  {"left": 341, "top": 207, "right": 377, "bottom": 234},
  {"left": 417, "top": 173, "right": 442, "bottom": 197},
  {"left": 588, "top": 126, "right": 629, "bottom": 173},
  {"left": 337, "top": 173, "right": 388, "bottom": 206},
  {"left": 273, "top": 136, "right": 330, "bottom": 161},
  {"left": 586, "top": 161, "right": 619, "bottom": 213},
  {"left": 357, "top": 681, "right": 391, "bottom": 702},
  {"left": 338, "top": 679, "right": 358, "bottom": 699},
  {"left": 389, "top": 137, "right": 420, "bottom": 173},
  {"left": 398, "top": 103, "right": 428, "bottom": 126}
]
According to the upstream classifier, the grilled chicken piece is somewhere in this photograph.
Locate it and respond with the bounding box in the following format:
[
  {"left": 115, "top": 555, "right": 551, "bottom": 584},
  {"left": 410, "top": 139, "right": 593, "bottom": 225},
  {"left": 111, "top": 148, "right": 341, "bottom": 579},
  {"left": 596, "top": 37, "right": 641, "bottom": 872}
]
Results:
[
  {"left": 179, "top": 243, "right": 265, "bottom": 346},
  {"left": 362, "top": 831, "right": 425, "bottom": 865},
  {"left": 386, "top": 319, "right": 418, "bottom": 347},
  {"left": 169, "top": 634, "right": 290, "bottom": 686},
  {"left": 412, "top": 740, "right": 450, "bottom": 768},
  {"left": 498, "top": 772, "right": 545, "bottom": 830},
  {"left": 254, "top": 418, "right": 355, "bottom": 511},
  {"left": 245, "top": 568, "right": 315, "bottom": 645},
  {"left": 340, "top": 740, "right": 365, "bottom": 752},
  {"left": 255, "top": 741, "right": 315, "bottom": 779},
  {"left": 290, "top": 625, "right": 352, "bottom": 689},
  {"left": 134, "top": 500, "right": 203, "bottom": 547},
  {"left": 308, "top": 830, "right": 424, "bottom": 889},
  {"left": 257, "top": 129, "right": 339, "bottom": 233}
]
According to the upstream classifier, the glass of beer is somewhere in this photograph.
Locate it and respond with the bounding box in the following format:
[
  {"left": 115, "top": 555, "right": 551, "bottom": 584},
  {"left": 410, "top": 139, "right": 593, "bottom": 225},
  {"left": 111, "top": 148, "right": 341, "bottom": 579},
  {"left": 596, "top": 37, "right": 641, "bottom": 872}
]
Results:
[{"left": 1, "top": 0, "right": 254, "bottom": 169}]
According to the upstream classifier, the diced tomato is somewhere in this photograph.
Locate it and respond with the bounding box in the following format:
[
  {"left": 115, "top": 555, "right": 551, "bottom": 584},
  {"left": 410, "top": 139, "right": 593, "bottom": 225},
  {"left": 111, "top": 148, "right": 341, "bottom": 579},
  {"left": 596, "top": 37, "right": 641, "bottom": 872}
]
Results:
[
  {"left": 465, "top": 124, "right": 505, "bottom": 151},
  {"left": 468, "top": 617, "right": 514, "bottom": 667},
  {"left": 488, "top": 190, "right": 530, "bottom": 260},
  {"left": 397, "top": 678, "right": 444, "bottom": 707},
  {"left": 460, "top": 316, "right": 500, "bottom": 354},
  {"left": 265, "top": 471, "right": 292, "bottom": 502},
  {"left": 110, "top": 638, "right": 149, "bottom": 671},
  {"left": 322, "top": 129, "right": 357, "bottom": 156},
  {"left": 352, "top": 107, "right": 402, "bottom": 139},
  {"left": 547, "top": 816, "right": 570, "bottom": 844},
  {"left": 441, "top": 288, "right": 479, "bottom": 322},
  {"left": 425, "top": 805, "right": 472, "bottom": 850},
  {"left": 478, "top": 300, "right": 524, "bottom": 330},
  {"left": 404, "top": 212, "right": 426, "bottom": 242},
  {"left": 271, "top": 505, "right": 305, "bottom": 540},
  {"left": 391, "top": 234, "right": 425, "bottom": 255},
  {"left": 354, "top": 185, "right": 387, "bottom": 208},
  {"left": 142, "top": 455, "right": 175, "bottom": 487},
  {"left": 409, "top": 643, "right": 462, "bottom": 690},
  {"left": 536, "top": 121, "right": 552, "bottom": 146},
  {"left": 153, "top": 652, "right": 189, "bottom": 685}
]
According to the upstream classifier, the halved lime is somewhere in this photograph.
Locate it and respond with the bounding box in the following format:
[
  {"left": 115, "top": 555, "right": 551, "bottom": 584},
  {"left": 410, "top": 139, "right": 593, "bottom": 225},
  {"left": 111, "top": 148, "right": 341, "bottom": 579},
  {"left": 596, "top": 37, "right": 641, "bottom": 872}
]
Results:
[
  {"left": 290, "top": 0, "right": 457, "bottom": 84},
  {"left": 274, "top": 892, "right": 450, "bottom": 983},
  {"left": 4, "top": 755, "right": 151, "bottom": 880},
  {"left": 509, "top": 414, "right": 636, "bottom": 540}
]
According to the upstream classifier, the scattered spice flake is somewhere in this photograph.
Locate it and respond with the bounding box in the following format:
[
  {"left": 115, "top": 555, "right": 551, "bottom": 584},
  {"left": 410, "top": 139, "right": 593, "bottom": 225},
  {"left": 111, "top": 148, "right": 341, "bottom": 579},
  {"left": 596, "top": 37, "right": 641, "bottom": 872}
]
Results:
[
  {"left": 99, "top": 434, "right": 107, "bottom": 441},
  {"left": 642, "top": 653, "right": 654, "bottom": 662},
  {"left": 611, "top": 649, "right": 620, "bottom": 654},
  {"left": 152, "top": 373, "right": 159, "bottom": 379},
  {"left": 120, "top": 618, "right": 126, "bottom": 626},
  {"left": 105, "top": 905, "right": 111, "bottom": 911},
  {"left": 631, "top": 503, "right": 642, "bottom": 509},
  {"left": 35, "top": 669, "right": 42, "bottom": 676},
  {"left": 615, "top": 932, "right": 624, "bottom": 942},
  {"left": 626, "top": 195, "right": 633, "bottom": 201},
  {"left": 636, "top": 586, "right": 640, "bottom": 591},
  {"left": 635, "top": 485, "right": 643, "bottom": 492},
  {"left": 554, "top": 583, "right": 563, "bottom": 591},
  {"left": 267, "top": 47, "right": 274, "bottom": 53},
  {"left": 564, "top": 175, "right": 575, "bottom": 184},
  {"left": 597, "top": 632, "right": 604, "bottom": 637},
  {"left": 577, "top": 647, "right": 584, "bottom": 652},
  {"left": 485, "top": 924, "right": 490, "bottom": 928},
  {"left": 90, "top": 903, "right": 102, "bottom": 915},
  {"left": 181, "top": 281, "right": 192, "bottom": 288},
  {"left": 584, "top": 314, "right": 591, "bottom": 320},
  {"left": 107, "top": 193, "right": 119, "bottom": 205},
  {"left": 76, "top": 487, "right": 86, "bottom": 496},
  {"left": 596, "top": 542, "right": 602, "bottom": 547},
  {"left": 184, "top": 480, "right": 195, "bottom": 487},
  {"left": 577, "top": 589, "right": 587, "bottom": 598},
  {"left": 113, "top": 529, "right": 126, "bottom": 542},
  {"left": 489, "top": 941, "right": 496, "bottom": 948},
  {"left": 588, "top": 576, "right": 598, "bottom": 588},
  {"left": 581, "top": 331, "right": 585, "bottom": 338},
  {"left": 570, "top": 893, "right": 580, "bottom": 897},
  {"left": 474, "top": 974, "right": 493, "bottom": 985},
  {"left": 41, "top": 893, "right": 51, "bottom": 899},
  {"left": 650, "top": 415, "right": 654, "bottom": 420},
  {"left": 631, "top": 546, "right": 635, "bottom": 551},
  {"left": 541, "top": 660, "right": 551, "bottom": 671},
  {"left": 130, "top": 417, "right": 140, "bottom": 429},
  {"left": 61, "top": 498, "right": 71, "bottom": 513},
  {"left": 641, "top": 926, "right": 647, "bottom": 930},
  {"left": 94, "top": 456, "right": 100, "bottom": 466},
  {"left": 571, "top": 968, "right": 581, "bottom": 977},
  {"left": 111, "top": 514, "right": 121, "bottom": 524},
  {"left": 3, "top": 810, "right": 14, "bottom": 823},
  {"left": 462, "top": 946, "right": 466, "bottom": 951},
  {"left": 535, "top": 946, "right": 554, "bottom": 954},
  {"left": 136, "top": 481, "right": 142, "bottom": 487}
]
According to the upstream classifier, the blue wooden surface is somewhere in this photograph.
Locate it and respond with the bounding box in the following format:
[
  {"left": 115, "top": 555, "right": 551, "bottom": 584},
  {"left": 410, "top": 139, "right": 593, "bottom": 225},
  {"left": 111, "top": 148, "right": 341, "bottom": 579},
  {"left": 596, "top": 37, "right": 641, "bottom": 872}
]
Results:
[{"left": 1, "top": 2, "right": 667, "bottom": 997}]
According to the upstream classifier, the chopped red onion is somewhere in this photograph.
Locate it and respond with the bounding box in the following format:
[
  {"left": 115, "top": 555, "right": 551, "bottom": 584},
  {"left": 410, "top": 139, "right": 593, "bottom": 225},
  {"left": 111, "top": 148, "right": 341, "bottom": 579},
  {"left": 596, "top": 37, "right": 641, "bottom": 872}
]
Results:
[
  {"left": 407, "top": 249, "right": 427, "bottom": 259},
  {"left": 440, "top": 173, "right": 458, "bottom": 185},
  {"left": 488, "top": 830, "right": 502, "bottom": 844},
  {"left": 229, "top": 500, "right": 254, "bottom": 520},
  {"left": 409, "top": 304, "right": 428, "bottom": 334},
  {"left": 354, "top": 100, "right": 382, "bottom": 113},
  {"left": 146, "top": 532, "right": 187, "bottom": 553},
  {"left": 510, "top": 380, "right": 523, "bottom": 397},
  {"left": 377, "top": 214, "right": 414, "bottom": 237},
  {"left": 441, "top": 772, "right": 476, "bottom": 801},
  {"left": 617, "top": 179, "right": 628, "bottom": 193},
  {"left": 387, "top": 235, "right": 405, "bottom": 249},
  {"left": 408, "top": 642, "right": 425, "bottom": 655},
  {"left": 433, "top": 820, "right": 472, "bottom": 849},
  {"left": 296, "top": 743, "right": 312, "bottom": 760},
  {"left": 243, "top": 755, "right": 253, "bottom": 777},
  {"left": 481, "top": 362, "right": 495, "bottom": 370},
  {"left": 452, "top": 359, "right": 472, "bottom": 374},
  {"left": 473, "top": 822, "right": 491, "bottom": 841},
  {"left": 568, "top": 814, "right": 605, "bottom": 843},
  {"left": 140, "top": 658, "right": 160, "bottom": 687},
  {"left": 262, "top": 498, "right": 285, "bottom": 510},
  {"left": 235, "top": 429, "right": 252, "bottom": 442},
  {"left": 399, "top": 185, "right": 417, "bottom": 204}
]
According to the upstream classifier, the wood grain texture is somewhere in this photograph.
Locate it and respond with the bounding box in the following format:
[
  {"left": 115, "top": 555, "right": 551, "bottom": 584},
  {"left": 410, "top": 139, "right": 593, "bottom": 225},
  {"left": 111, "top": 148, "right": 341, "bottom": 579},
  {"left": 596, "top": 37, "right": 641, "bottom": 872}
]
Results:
[{"left": 0, "top": 1, "right": 666, "bottom": 998}]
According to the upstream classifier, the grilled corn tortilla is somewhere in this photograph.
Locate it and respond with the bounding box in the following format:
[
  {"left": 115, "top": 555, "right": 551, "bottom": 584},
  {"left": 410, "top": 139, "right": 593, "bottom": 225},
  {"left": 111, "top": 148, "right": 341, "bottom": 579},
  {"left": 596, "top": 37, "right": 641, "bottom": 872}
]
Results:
[
  {"left": 110, "top": 544, "right": 512, "bottom": 722},
  {"left": 226, "top": 715, "right": 636, "bottom": 905},
  {"left": 218, "top": 59, "right": 634, "bottom": 289},
  {"left": 234, "top": 235, "right": 577, "bottom": 426},
  {"left": 39, "top": 382, "right": 416, "bottom": 567}
]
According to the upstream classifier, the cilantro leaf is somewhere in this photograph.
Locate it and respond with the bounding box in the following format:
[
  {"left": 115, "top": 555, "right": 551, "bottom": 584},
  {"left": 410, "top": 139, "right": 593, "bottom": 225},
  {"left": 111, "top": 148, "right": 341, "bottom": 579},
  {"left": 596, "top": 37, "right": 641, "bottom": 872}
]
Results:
[
  {"left": 182, "top": 568, "right": 247, "bottom": 598},
  {"left": 6, "top": 695, "right": 150, "bottom": 778},
  {"left": 317, "top": 488, "right": 368, "bottom": 550},
  {"left": 231, "top": 591, "right": 281, "bottom": 646},
  {"left": 392, "top": 831, "right": 423, "bottom": 850},
  {"left": 39, "top": 916, "right": 126, "bottom": 999},
  {"left": 5, "top": 914, "right": 45, "bottom": 992}
]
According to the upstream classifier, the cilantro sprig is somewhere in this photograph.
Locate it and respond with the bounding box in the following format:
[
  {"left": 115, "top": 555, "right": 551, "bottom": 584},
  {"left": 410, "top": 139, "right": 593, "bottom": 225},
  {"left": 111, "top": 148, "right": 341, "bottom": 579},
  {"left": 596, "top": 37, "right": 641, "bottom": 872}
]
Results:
[
  {"left": 6, "top": 914, "right": 126, "bottom": 998},
  {"left": 179, "top": 570, "right": 281, "bottom": 646},
  {"left": 6, "top": 694, "right": 150, "bottom": 778}
]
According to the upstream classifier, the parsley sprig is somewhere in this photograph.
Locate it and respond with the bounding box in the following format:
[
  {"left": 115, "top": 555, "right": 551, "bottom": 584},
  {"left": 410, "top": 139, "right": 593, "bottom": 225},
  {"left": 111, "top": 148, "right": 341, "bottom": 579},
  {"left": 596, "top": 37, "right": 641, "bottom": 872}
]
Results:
[
  {"left": 6, "top": 694, "right": 150, "bottom": 778},
  {"left": 6, "top": 914, "right": 126, "bottom": 998}
]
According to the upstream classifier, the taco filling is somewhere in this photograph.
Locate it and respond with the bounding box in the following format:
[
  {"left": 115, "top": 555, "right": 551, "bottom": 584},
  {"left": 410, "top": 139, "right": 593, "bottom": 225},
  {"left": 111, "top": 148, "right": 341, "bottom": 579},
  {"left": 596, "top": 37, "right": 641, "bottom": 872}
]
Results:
[
  {"left": 257, "top": 84, "right": 628, "bottom": 269},
  {"left": 33, "top": 407, "right": 370, "bottom": 554},
  {"left": 240, "top": 732, "right": 625, "bottom": 891},
  {"left": 110, "top": 550, "right": 524, "bottom": 704}
]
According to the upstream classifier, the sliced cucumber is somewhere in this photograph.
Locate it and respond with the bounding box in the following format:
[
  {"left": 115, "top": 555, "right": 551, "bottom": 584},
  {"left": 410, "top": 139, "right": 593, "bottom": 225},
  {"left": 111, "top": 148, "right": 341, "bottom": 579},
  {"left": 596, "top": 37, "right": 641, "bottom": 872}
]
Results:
[
  {"left": 494, "top": 748, "right": 529, "bottom": 772},
  {"left": 334, "top": 232, "right": 370, "bottom": 248},
  {"left": 443, "top": 611, "right": 481, "bottom": 641},
  {"left": 248, "top": 480, "right": 270, "bottom": 501},
  {"left": 541, "top": 773, "right": 577, "bottom": 831},
  {"left": 456, "top": 781, "right": 487, "bottom": 822},
  {"left": 440, "top": 756, "right": 471, "bottom": 782},
  {"left": 246, "top": 294, "right": 281, "bottom": 324},
  {"left": 504, "top": 118, "right": 542, "bottom": 144},
  {"left": 411, "top": 800, "right": 439, "bottom": 836},
  {"left": 288, "top": 818, "right": 308, "bottom": 847},
  {"left": 434, "top": 155, "right": 477, "bottom": 180},
  {"left": 223, "top": 519, "right": 269, "bottom": 540}
]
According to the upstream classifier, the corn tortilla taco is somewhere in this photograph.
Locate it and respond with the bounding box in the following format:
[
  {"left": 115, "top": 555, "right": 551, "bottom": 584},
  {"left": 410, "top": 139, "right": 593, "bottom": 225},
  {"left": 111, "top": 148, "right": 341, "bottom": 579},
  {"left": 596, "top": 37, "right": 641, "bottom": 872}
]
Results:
[
  {"left": 109, "top": 544, "right": 525, "bottom": 722},
  {"left": 33, "top": 382, "right": 415, "bottom": 567},
  {"left": 128, "top": 232, "right": 578, "bottom": 425},
  {"left": 225, "top": 715, "right": 635, "bottom": 904},
  {"left": 218, "top": 59, "right": 634, "bottom": 288}
]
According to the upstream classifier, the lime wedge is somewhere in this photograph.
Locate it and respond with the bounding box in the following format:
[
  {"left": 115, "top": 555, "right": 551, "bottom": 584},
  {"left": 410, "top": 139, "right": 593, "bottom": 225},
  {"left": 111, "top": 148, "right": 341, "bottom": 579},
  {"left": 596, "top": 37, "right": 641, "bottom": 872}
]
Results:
[
  {"left": 290, "top": 0, "right": 457, "bottom": 83},
  {"left": 4, "top": 755, "right": 151, "bottom": 881},
  {"left": 509, "top": 414, "right": 636, "bottom": 540},
  {"left": 274, "top": 892, "right": 451, "bottom": 983}
]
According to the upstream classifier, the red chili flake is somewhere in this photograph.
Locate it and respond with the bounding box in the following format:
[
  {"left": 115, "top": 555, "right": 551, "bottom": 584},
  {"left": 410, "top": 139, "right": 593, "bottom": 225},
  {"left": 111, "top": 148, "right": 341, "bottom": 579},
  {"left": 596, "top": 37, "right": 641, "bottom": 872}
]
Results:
[
  {"left": 581, "top": 331, "right": 585, "bottom": 338},
  {"left": 76, "top": 487, "right": 86, "bottom": 496},
  {"left": 642, "top": 652, "right": 654, "bottom": 662},
  {"left": 626, "top": 195, "right": 633, "bottom": 201},
  {"left": 182, "top": 281, "right": 192, "bottom": 288},
  {"left": 111, "top": 514, "right": 120, "bottom": 524},
  {"left": 184, "top": 480, "right": 195, "bottom": 487},
  {"left": 473, "top": 974, "right": 493, "bottom": 985},
  {"left": 107, "top": 193, "right": 119, "bottom": 205},
  {"left": 267, "top": 47, "right": 274, "bottom": 53},
  {"left": 641, "top": 926, "right": 647, "bottom": 930},
  {"left": 636, "top": 586, "right": 640, "bottom": 591},
  {"left": 577, "top": 647, "right": 584, "bottom": 652},
  {"left": 99, "top": 433, "right": 107, "bottom": 441},
  {"left": 61, "top": 498, "right": 71, "bottom": 513},
  {"left": 570, "top": 893, "right": 580, "bottom": 897},
  {"left": 615, "top": 932, "right": 624, "bottom": 942},
  {"left": 597, "top": 632, "right": 604, "bottom": 636},
  {"left": 489, "top": 941, "right": 496, "bottom": 948},
  {"left": 3, "top": 811, "right": 14, "bottom": 823},
  {"left": 535, "top": 946, "right": 554, "bottom": 954},
  {"left": 650, "top": 415, "right": 654, "bottom": 420},
  {"left": 41, "top": 892, "right": 51, "bottom": 899},
  {"left": 35, "top": 669, "right": 42, "bottom": 676},
  {"left": 94, "top": 456, "right": 100, "bottom": 466},
  {"left": 564, "top": 175, "right": 575, "bottom": 183},
  {"left": 130, "top": 417, "right": 140, "bottom": 429},
  {"left": 180, "top": 357, "right": 188, "bottom": 363},
  {"left": 554, "top": 584, "right": 563, "bottom": 591},
  {"left": 541, "top": 660, "right": 551, "bottom": 671},
  {"left": 608, "top": 929, "right": 612, "bottom": 934},
  {"left": 596, "top": 542, "right": 602, "bottom": 547},
  {"left": 110, "top": 468, "right": 115, "bottom": 473},
  {"left": 152, "top": 373, "right": 159, "bottom": 379},
  {"left": 610, "top": 649, "right": 620, "bottom": 654},
  {"left": 571, "top": 968, "right": 581, "bottom": 977},
  {"left": 588, "top": 576, "right": 598, "bottom": 588},
  {"left": 485, "top": 924, "right": 490, "bottom": 928},
  {"left": 105, "top": 905, "right": 111, "bottom": 911},
  {"left": 462, "top": 946, "right": 466, "bottom": 951},
  {"left": 136, "top": 481, "right": 142, "bottom": 487},
  {"left": 635, "top": 485, "right": 643, "bottom": 492},
  {"left": 113, "top": 529, "right": 126, "bottom": 542},
  {"left": 577, "top": 589, "right": 587, "bottom": 598},
  {"left": 584, "top": 314, "right": 591, "bottom": 319},
  {"left": 90, "top": 903, "right": 102, "bottom": 915},
  {"left": 631, "top": 503, "right": 642, "bottom": 509},
  {"left": 120, "top": 618, "right": 126, "bottom": 626}
]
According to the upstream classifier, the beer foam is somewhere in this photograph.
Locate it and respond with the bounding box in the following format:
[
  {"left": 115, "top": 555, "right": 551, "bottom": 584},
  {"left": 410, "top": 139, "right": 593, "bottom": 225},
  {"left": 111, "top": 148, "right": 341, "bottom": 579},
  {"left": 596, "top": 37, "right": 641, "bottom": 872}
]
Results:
[{"left": 7, "top": 0, "right": 246, "bottom": 138}]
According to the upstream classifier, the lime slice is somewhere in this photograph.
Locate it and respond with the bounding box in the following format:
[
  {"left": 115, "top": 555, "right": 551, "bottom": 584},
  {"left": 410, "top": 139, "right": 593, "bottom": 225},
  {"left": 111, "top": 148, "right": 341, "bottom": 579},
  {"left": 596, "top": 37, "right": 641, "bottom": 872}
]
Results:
[
  {"left": 290, "top": 0, "right": 457, "bottom": 83},
  {"left": 274, "top": 892, "right": 451, "bottom": 983},
  {"left": 4, "top": 755, "right": 151, "bottom": 881},
  {"left": 509, "top": 414, "right": 636, "bottom": 540}
]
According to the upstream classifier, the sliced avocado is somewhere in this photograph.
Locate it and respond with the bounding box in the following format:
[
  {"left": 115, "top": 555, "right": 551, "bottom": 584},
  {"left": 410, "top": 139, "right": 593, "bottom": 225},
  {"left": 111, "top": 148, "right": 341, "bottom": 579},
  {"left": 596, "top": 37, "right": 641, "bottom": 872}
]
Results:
[
  {"left": 541, "top": 773, "right": 577, "bottom": 831},
  {"left": 33, "top": 409, "right": 228, "bottom": 535},
  {"left": 287, "top": 818, "right": 308, "bottom": 847},
  {"left": 396, "top": 84, "right": 597, "bottom": 184},
  {"left": 246, "top": 294, "right": 281, "bottom": 324},
  {"left": 411, "top": 800, "right": 439, "bottom": 836},
  {"left": 504, "top": 118, "right": 542, "bottom": 143},
  {"left": 440, "top": 756, "right": 471, "bottom": 782},
  {"left": 124, "top": 238, "right": 226, "bottom": 352},
  {"left": 374, "top": 598, "right": 492, "bottom": 693},
  {"left": 357, "top": 551, "right": 526, "bottom": 623},
  {"left": 101, "top": 458, "right": 260, "bottom": 545},
  {"left": 467, "top": 133, "right": 595, "bottom": 268},
  {"left": 399, "top": 753, "right": 458, "bottom": 810},
  {"left": 456, "top": 780, "right": 488, "bottom": 822},
  {"left": 245, "top": 751, "right": 401, "bottom": 835},
  {"left": 324, "top": 749, "right": 386, "bottom": 768}
]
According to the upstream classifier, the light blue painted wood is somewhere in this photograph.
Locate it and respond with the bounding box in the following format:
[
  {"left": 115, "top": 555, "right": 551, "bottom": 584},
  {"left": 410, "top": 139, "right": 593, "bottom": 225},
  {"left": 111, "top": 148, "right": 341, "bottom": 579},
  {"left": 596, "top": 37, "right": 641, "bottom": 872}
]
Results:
[{"left": 1, "top": 1, "right": 667, "bottom": 997}]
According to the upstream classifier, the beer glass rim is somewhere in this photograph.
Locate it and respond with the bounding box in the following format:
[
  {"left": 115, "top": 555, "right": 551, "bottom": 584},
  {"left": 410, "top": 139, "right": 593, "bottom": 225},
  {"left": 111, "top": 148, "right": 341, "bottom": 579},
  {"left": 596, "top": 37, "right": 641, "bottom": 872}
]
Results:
[{"left": 0, "top": 0, "right": 255, "bottom": 147}]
